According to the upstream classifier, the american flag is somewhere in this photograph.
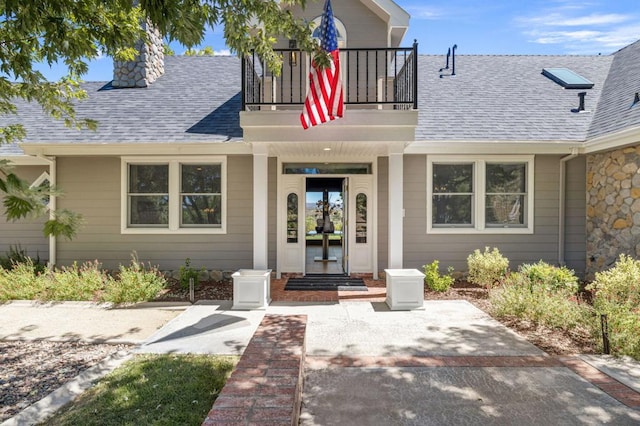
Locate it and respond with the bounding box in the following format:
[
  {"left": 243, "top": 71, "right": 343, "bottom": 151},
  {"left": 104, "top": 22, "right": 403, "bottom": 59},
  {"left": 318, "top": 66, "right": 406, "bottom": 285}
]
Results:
[{"left": 300, "top": 0, "right": 343, "bottom": 129}]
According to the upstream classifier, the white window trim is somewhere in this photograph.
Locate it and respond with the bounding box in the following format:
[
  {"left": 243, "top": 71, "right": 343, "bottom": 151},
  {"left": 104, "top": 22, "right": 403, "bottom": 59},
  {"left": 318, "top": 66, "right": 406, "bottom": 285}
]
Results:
[
  {"left": 427, "top": 155, "right": 534, "bottom": 235},
  {"left": 30, "top": 171, "right": 52, "bottom": 210},
  {"left": 121, "top": 156, "right": 227, "bottom": 235}
]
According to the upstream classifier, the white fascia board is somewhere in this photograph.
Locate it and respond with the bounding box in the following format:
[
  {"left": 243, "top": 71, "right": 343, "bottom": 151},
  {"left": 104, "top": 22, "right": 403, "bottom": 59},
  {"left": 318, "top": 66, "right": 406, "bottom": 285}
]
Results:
[
  {"left": 404, "top": 140, "right": 586, "bottom": 155},
  {"left": 583, "top": 125, "right": 640, "bottom": 154},
  {"left": 0, "top": 154, "right": 51, "bottom": 165},
  {"left": 20, "top": 141, "right": 252, "bottom": 156},
  {"left": 361, "top": 0, "right": 410, "bottom": 27}
]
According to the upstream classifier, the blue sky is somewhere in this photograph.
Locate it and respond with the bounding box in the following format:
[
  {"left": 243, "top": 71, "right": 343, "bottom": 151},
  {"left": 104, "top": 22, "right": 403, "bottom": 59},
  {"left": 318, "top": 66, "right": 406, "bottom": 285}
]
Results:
[{"left": 37, "top": 0, "right": 640, "bottom": 81}]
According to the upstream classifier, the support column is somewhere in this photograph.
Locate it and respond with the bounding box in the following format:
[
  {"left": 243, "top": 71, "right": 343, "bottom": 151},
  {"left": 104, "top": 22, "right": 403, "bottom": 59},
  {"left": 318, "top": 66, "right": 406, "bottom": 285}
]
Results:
[
  {"left": 252, "top": 145, "right": 269, "bottom": 269},
  {"left": 48, "top": 157, "right": 56, "bottom": 267},
  {"left": 388, "top": 143, "right": 404, "bottom": 269}
]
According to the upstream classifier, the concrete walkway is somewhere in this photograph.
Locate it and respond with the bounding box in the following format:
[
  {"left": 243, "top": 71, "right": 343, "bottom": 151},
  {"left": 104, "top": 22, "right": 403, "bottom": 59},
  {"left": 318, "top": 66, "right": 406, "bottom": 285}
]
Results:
[
  {"left": 2, "top": 299, "right": 640, "bottom": 425},
  {"left": 0, "top": 300, "right": 186, "bottom": 344}
]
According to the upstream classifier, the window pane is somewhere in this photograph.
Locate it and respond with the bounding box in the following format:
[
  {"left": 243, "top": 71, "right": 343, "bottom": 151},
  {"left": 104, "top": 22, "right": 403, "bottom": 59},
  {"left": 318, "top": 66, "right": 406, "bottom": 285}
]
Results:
[
  {"left": 130, "top": 195, "right": 169, "bottom": 225},
  {"left": 433, "top": 164, "right": 473, "bottom": 193},
  {"left": 356, "top": 193, "right": 367, "bottom": 243},
  {"left": 129, "top": 165, "right": 168, "bottom": 193},
  {"left": 486, "top": 195, "right": 524, "bottom": 226},
  {"left": 181, "top": 195, "right": 221, "bottom": 226},
  {"left": 182, "top": 164, "right": 221, "bottom": 193},
  {"left": 287, "top": 193, "right": 298, "bottom": 243},
  {"left": 486, "top": 164, "right": 526, "bottom": 193},
  {"left": 432, "top": 195, "right": 472, "bottom": 225}
]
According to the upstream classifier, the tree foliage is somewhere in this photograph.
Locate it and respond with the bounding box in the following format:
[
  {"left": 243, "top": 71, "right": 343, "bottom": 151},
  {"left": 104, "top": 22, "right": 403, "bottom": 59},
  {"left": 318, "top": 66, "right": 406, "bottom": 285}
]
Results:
[{"left": 0, "top": 0, "right": 315, "bottom": 238}]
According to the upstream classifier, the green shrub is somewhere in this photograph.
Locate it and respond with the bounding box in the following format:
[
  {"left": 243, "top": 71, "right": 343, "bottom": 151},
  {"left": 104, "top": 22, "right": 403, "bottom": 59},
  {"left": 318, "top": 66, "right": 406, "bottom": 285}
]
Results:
[
  {"left": 0, "top": 245, "right": 46, "bottom": 274},
  {"left": 588, "top": 254, "right": 640, "bottom": 308},
  {"left": 179, "top": 258, "right": 203, "bottom": 289},
  {"left": 467, "top": 247, "right": 509, "bottom": 288},
  {"left": 43, "top": 261, "right": 107, "bottom": 301},
  {"left": 0, "top": 259, "right": 47, "bottom": 300},
  {"left": 424, "top": 260, "right": 454, "bottom": 292},
  {"left": 518, "top": 261, "right": 579, "bottom": 295},
  {"left": 491, "top": 272, "right": 593, "bottom": 331},
  {"left": 102, "top": 257, "right": 166, "bottom": 304},
  {"left": 588, "top": 255, "right": 640, "bottom": 359}
]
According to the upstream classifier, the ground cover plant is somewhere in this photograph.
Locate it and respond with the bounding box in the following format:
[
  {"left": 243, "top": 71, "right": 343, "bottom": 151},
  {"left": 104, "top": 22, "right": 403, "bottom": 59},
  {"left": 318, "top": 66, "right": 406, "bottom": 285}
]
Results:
[
  {"left": 43, "top": 354, "right": 237, "bottom": 426},
  {"left": 0, "top": 255, "right": 165, "bottom": 304},
  {"left": 490, "top": 261, "right": 593, "bottom": 332}
]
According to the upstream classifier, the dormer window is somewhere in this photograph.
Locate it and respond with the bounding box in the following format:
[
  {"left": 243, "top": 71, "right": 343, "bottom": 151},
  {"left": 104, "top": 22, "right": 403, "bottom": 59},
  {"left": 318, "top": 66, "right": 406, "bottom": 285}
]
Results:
[{"left": 311, "top": 15, "right": 347, "bottom": 48}]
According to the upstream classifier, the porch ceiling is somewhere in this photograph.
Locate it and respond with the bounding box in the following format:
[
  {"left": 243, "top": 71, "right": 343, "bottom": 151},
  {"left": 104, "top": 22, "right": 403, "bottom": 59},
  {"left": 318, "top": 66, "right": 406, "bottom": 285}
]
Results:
[{"left": 259, "top": 140, "right": 395, "bottom": 158}]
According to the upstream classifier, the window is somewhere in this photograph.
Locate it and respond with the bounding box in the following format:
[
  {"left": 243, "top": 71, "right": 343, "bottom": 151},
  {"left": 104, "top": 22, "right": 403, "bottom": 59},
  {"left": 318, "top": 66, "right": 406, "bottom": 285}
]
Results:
[
  {"left": 542, "top": 68, "right": 594, "bottom": 89},
  {"left": 122, "top": 157, "right": 226, "bottom": 234},
  {"left": 287, "top": 193, "right": 299, "bottom": 243},
  {"left": 311, "top": 16, "right": 347, "bottom": 48},
  {"left": 181, "top": 165, "right": 222, "bottom": 227},
  {"left": 427, "top": 156, "right": 534, "bottom": 234},
  {"left": 432, "top": 163, "right": 474, "bottom": 227},
  {"left": 355, "top": 193, "right": 367, "bottom": 243}
]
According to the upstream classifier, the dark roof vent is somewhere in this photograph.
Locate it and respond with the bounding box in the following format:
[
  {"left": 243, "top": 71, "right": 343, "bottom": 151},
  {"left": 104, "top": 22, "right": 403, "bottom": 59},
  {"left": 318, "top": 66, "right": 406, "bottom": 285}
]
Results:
[
  {"left": 572, "top": 92, "right": 589, "bottom": 113},
  {"left": 439, "top": 48, "right": 451, "bottom": 72},
  {"left": 439, "top": 44, "right": 457, "bottom": 78},
  {"left": 633, "top": 92, "right": 640, "bottom": 108},
  {"left": 542, "top": 68, "right": 594, "bottom": 89}
]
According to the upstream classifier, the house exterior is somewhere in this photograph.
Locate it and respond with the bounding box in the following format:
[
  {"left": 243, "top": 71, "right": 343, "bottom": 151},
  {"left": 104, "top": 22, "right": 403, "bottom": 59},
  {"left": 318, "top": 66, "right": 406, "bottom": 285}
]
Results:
[{"left": 1, "top": 0, "right": 639, "bottom": 280}]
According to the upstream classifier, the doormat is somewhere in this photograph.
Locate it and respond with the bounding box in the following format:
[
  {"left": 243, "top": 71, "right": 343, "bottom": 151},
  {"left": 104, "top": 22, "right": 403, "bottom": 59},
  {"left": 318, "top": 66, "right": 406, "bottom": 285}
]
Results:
[{"left": 284, "top": 275, "right": 368, "bottom": 291}]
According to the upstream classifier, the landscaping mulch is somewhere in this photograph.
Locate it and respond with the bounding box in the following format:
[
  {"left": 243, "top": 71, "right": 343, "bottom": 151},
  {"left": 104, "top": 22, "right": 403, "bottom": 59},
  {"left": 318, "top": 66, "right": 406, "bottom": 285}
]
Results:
[
  {"left": 0, "top": 340, "right": 130, "bottom": 422},
  {"left": 153, "top": 279, "right": 233, "bottom": 301}
]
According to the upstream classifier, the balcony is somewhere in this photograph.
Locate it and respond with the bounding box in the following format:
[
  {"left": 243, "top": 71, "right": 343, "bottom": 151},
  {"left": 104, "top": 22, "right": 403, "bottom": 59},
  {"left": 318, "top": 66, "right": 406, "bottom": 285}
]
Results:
[{"left": 242, "top": 43, "right": 418, "bottom": 111}]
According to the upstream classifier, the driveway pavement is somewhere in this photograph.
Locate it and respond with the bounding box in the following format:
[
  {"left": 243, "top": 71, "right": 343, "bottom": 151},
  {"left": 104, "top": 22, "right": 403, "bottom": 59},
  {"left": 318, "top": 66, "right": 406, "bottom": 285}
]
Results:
[{"left": 1, "top": 299, "right": 639, "bottom": 425}]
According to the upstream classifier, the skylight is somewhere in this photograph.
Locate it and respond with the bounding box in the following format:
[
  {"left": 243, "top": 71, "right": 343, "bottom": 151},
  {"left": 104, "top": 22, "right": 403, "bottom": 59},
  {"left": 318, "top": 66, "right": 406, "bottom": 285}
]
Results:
[{"left": 542, "top": 68, "right": 594, "bottom": 89}]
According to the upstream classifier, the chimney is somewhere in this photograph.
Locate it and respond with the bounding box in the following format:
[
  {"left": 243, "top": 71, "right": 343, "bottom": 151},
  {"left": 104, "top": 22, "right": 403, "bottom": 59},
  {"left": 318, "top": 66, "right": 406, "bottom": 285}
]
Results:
[{"left": 112, "top": 20, "right": 164, "bottom": 88}]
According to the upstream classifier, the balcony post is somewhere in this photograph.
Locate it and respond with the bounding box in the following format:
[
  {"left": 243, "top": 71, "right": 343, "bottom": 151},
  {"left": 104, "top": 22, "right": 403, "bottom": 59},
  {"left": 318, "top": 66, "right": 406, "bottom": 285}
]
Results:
[
  {"left": 241, "top": 55, "right": 246, "bottom": 111},
  {"left": 413, "top": 40, "right": 418, "bottom": 110}
]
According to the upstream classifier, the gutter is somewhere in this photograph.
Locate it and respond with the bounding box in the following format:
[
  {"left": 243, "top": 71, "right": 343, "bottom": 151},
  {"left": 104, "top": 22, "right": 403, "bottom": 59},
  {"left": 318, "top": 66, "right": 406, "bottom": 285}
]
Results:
[
  {"left": 37, "top": 155, "right": 56, "bottom": 267},
  {"left": 558, "top": 149, "right": 579, "bottom": 266}
]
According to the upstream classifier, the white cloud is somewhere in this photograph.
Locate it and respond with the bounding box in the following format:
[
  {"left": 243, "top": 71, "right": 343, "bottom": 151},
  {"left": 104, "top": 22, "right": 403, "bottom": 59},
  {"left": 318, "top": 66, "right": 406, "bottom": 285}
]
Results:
[
  {"left": 404, "top": 6, "right": 445, "bottom": 20},
  {"left": 519, "top": 13, "right": 631, "bottom": 27},
  {"left": 516, "top": 3, "right": 638, "bottom": 54},
  {"left": 215, "top": 49, "right": 232, "bottom": 56},
  {"left": 525, "top": 24, "right": 640, "bottom": 54}
]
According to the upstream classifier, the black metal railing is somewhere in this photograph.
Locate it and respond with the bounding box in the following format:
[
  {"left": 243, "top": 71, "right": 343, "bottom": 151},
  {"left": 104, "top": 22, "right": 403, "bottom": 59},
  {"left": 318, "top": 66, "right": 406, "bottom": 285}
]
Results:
[{"left": 242, "top": 42, "right": 418, "bottom": 111}]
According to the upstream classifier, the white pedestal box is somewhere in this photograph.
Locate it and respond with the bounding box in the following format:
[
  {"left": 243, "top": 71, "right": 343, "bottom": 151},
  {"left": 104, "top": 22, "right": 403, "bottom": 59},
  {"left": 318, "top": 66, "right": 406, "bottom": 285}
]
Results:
[
  {"left": 384, "top": 269, "right": 425, "bottom": 310},
  {"left": 232, "top": 269, "right": 272, "bottom": 310}
]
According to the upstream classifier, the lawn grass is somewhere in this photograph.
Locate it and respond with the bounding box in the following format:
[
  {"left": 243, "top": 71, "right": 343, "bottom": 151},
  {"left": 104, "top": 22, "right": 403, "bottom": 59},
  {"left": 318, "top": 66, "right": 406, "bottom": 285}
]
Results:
[{"left": 43, "top": 354, "right": 238, "bottom": 426}]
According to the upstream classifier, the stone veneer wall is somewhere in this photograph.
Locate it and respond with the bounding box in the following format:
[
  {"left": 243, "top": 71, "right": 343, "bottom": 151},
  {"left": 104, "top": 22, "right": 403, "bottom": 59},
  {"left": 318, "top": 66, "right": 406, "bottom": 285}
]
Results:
[
  {"left": 112, "top": 20, "right": 164, "bottom": 88},
  {"left": 586, "top": 145, "right": 640, "bottom": 278}
]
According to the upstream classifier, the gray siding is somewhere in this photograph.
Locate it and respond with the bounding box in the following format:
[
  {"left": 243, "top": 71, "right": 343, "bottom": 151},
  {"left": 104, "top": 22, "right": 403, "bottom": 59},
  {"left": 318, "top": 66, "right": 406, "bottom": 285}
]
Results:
[
  {"left": 377, "top": 157, "right": 388, "bottom": 272},
  {"left": 56, "top": 156, "right": 254, "bottom": 270},
  {"left": 403, "top": 155, "right": 576, "bottom": 274},
  {"left": 564, "top": 156, "right": 587, "bottom": 275},
  {"left": 0, "top": 166, "right": 49, "bottom": 261}
]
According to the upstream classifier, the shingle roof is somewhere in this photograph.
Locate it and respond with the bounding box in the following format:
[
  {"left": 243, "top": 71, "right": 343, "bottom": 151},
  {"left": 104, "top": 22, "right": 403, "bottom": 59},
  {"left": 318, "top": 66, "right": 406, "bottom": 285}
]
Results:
[
  {"left": 0, "top": 143, "right": 25, "bottom": 156},
  {"left": 416, "top": 54, "right": 613, "bottom": 142},
  {"left": 3, "top": 44, "right": 640, "bottom": 153},
  {"left": 588, "top": 39, "right": 640, "bottom": 139},
  {"left": 5, "top": 56, "right": 242, "bottom": 145}
]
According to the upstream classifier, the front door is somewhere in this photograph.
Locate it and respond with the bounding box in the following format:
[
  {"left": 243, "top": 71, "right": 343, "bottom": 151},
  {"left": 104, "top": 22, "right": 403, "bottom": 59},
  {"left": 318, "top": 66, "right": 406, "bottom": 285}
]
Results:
[{"left": 277, "top": 167, "right": 375, "bottom": 277}]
